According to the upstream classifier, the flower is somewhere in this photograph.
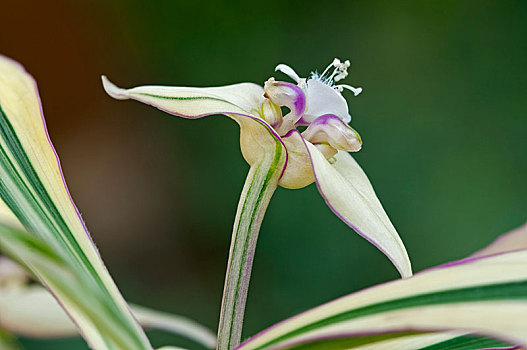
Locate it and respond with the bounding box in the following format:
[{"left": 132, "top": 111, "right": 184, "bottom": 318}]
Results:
[{"left": 102, "top": 58, "right": 412, "bottom": 278}]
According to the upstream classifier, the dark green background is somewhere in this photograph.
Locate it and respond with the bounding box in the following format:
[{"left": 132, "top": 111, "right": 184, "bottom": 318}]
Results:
[{"left": 1, "top": 0, "right": 525, "bottom": 349}]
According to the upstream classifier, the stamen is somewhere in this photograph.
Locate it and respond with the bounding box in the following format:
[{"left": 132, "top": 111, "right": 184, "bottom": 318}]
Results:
[
  {"left": 337, "top": 84, "right": 363, "bottom": 96},
  {"left": 321, "top": 58, "right": 341, "bottom": 77},
  {"left": 275, "top": 64, "right": 301, "bottom": 83},
  {"left": 327, "top": 68, "right": 339, "bottom": 82},
  {"left": 320, "top": 58, "right": 351, "bottom": 84},
  {"left": 334, "top": 71, "right": 348, "bottom": 82}
]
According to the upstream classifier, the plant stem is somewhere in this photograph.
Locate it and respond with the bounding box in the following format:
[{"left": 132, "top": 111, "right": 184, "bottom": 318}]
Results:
[{"left": 217, "top": 142, "right": 285, "bottom": 350}]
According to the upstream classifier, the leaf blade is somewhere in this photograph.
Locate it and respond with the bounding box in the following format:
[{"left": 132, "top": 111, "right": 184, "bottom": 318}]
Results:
[
  {"left": 238, "top": 250, "right": 527, "bottom": 349},
  {"left": 0, "top": 55, "right": 151, "bottom": 349}
]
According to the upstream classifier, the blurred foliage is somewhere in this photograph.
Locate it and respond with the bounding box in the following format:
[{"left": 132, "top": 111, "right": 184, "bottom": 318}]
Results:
[{"left": 1, "top": 0, "right": 525, "bottom": 349}]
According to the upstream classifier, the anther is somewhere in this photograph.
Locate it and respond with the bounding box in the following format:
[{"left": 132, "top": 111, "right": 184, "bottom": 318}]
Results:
[
  {"left": 338, "top": 84, "right": 363, "bottom": 96},
  {"left": 334, "top": 71, "right": 348, "bottom": 82}
]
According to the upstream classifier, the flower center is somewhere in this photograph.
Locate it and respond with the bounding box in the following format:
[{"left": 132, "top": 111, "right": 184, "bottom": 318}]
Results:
[
  {"left": 262, "top": 58, "right": 363, "bottom": 154},
  {"left": 310, "top": 58, "right": 363, "bottom": 96}
]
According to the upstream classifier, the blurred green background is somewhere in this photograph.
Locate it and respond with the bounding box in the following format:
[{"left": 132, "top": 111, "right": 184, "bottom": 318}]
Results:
[{"left": 1, "top": 0, "right": 526, "bottom": 349}]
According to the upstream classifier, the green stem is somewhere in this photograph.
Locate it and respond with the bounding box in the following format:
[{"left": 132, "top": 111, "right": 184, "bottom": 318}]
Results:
[{"left": 217, "top": 142, "right": 285, "bottom": 350}]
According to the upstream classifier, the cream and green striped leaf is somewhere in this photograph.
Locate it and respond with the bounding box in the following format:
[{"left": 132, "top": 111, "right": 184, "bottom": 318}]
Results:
[
  {"left": 0, "top": 261, "right": 217, "bottom": 349},
  {"left": 0, "top": 223, "right": 150, "bottom": 349},
  {"left": 258, "top": 332, "right": 516, "bottom": 350},
  {"left": 0, "top": 55, "right": 151, "bottom": 349},
  {"left": 238, "top": 248, "right": 527, "bottom": 349},
  {"left": 0, "top": 240, "right": 217, "bottom": 348}
]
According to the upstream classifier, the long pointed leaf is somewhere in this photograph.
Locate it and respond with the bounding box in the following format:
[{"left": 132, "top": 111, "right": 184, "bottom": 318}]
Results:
[
  {"left": 238, "top": 250, "right": 527, "bottom": 349},
  {"left": 250, "top": 223, "right": 527, "bottom": 350},
  {"left": 0, "top": 55, "right": 150, "bottom": 349},
  {"left": 0, "top": 223, "right": 145, "bottom": 349},
  {"left": 267, "top": 331, "right": 515, "bottom": 350},
  {"left": 0, "top": 256, "right": 216, "bottom": 348},
  {"left": 471, "top": 222, "right": 527, "bottom": 258}
]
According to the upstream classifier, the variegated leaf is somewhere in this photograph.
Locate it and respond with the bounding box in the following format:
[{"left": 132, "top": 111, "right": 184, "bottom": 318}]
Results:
[
  {"left": 0, "top": 55, "right": 151, "bottom": 349},
  {"left": 238, "top": 249, "right": 527, "bottom": 349}
]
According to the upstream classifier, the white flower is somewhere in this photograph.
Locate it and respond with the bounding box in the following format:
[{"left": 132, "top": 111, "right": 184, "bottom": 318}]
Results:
[{"left": 102, "top": 58, "right": 412, "bottom": 277}]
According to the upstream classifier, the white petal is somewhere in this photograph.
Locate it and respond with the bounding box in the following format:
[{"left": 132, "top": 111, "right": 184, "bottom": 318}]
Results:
[
  {"left": 274, "top": 64, "right": 301, "bottom": 83},
  {"left": 305, "top": 143, "right": 412, "bottom": 278},
  {"left": 303, "top": 79, "right": 351, "bottom": 123}
]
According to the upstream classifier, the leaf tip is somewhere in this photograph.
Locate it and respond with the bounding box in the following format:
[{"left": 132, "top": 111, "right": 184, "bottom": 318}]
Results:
[
  {"left": 101, "top": 75, "right": 128, "bottom": 100},
  {"left": 399, "top": 260, "right": 413, "bottom": 278}
]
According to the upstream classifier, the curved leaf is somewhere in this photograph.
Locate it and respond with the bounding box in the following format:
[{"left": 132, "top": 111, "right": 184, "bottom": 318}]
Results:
[
  {"left": 238, "top": 250, "right": 527, "bottom": 349},
  {"left": 265, "top": 331, "right": 516, "bottom": 350},
  {"left": 101, "top": 76, "right": 265, "bottom": 119},
  {"left": 0, "top": 285, "right": 216, "bottom": 348},
  {"left": 471, "top": 222, "right": 527, "bottom": 258},
  {"left": 0, "top": 55, "right": 150, "bottom": 349},
  {"left": 0, "top": 223, "right": 147, "bottom": 349}
]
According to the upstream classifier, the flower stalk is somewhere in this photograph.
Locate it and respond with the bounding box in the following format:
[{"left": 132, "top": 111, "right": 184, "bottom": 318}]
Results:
[{"left": 217, "top": 140, "right": 286, "bottom": 350}]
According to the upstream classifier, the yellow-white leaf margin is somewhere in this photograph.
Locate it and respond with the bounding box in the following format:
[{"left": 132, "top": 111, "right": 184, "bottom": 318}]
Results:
[
  {"left": 0, "top": 235, "right": 216, "bottom": 348},
  {"left": 0, "top": 55, "right": 151, "bottom": 349},
  {"left": 0, "top": 281, "right": 216, "bottom": 348},
  {"left": 0, "top": 222, "right": 147, "bottom": 349},
  {"left": 471, "top": 222, "right": 527, "bottom": 258},
  {"left": 238, "top": 247, "right": 527, "bottom": 349}
]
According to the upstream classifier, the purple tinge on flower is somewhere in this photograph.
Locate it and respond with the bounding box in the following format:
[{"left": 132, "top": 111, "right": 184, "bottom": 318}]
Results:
[
  {"left": 302, "top": 114, "right": 362, "bottom": 152},
  {"left": 264, "top": 78, "right": 306, "bottom": 122},
  {"left": 274, "top": 58, "right": 361, "bottom": 126}
]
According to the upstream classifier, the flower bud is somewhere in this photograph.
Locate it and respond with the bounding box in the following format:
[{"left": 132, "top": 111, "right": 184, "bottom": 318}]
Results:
[
  {"left": 264, "top": 78, "right": 306, "bottom": 119},
  {"left": 302, "top": 114, "right": 362, "bottom": 152}
]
